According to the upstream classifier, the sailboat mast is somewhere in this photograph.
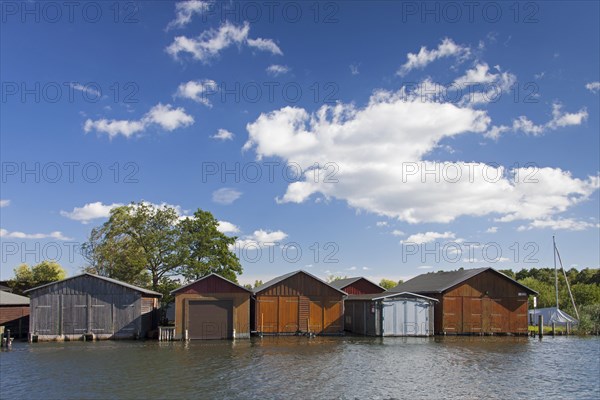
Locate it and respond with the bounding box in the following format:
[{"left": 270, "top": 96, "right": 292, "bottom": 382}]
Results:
[{"left": 553, "top": 235, "right": 559, "bottom": 309}]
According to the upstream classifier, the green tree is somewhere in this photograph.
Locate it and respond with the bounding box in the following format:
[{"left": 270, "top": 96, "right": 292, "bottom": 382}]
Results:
[
  {"left": 326, "top": 275, "right": 347, "bottom": 283},
  {"left": 82, "top": 202, "right": 242, "bottom": 291},
  {"left": 379, "top": 279, "right": 400, "bottom": 290},
  {"left": 178, "top": 209, "right": 241, "bottom": 282},
  {"left": 10, "top": 261, "right": 67, "bottom": 294}
]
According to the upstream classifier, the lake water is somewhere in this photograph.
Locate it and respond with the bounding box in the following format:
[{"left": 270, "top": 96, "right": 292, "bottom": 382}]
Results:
[{"left": 1, "top": 336, "right": 598, "bottom": 399}]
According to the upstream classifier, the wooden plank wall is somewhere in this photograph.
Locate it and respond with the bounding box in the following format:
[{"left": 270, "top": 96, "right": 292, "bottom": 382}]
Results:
[{"left": 28, "top": 275, "right": 156, "bottom": 340}]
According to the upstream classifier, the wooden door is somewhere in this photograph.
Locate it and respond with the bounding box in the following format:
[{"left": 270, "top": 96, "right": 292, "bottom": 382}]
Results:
[
  {"left": 309, "top": 299, "right": 323, "bottom": 332},
  {"left": 323, "top": 300, "right": 343, "bottom": 333},
  {"left": 257, "top": 297, "right": 277, "bottom": 333},
  {"left": 442, "top": 296, "right": 461, "bottom": 333},
  {"left": 278, "top": 297, "right": 299, "bottom": 333}
]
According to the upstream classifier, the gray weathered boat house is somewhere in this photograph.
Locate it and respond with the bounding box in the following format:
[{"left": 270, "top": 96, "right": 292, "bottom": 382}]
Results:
[{"left": 25, "top": 273, "right": 161, "bottom": 341}]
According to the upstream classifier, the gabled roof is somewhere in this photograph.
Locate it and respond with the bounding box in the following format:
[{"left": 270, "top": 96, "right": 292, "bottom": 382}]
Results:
[
  {"left": 390, "top": 267, "right": 537, "bottom": 295},
  {"left": 253, "top": 270, "right": 347, "bottom": 295},
  {"left": 24, "top": 273, "right": 162, "bottom": 297},
  {"left": 0, "top": 291, "right": 30, "bottom": 305},
  {"left": 329, "top": 277, "right": 385, "bottom": 292},
  {"left": 346, "top": 292, "right": 438, "bottom": 302},
  {"left": 171, "top": 273, "right": 252, "bottom": 294}
]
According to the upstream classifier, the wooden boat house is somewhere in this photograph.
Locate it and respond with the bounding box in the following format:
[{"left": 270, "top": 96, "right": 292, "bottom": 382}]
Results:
[
  {"left": 344, "top": 292, "right": 437, "bottom": 336},
  {"left": 329, "top": 277, "right": 386, "bottom": 295},
  {"left": 25, "top": 273, "right": 161, "bottom": 341},
  {"left": 171, "top": 273, "right": 252, "bottom": 340},
  {"left": 390, "top": 267, "right": 537, "bottom": 335},
  {"left": 253, "top": 270, "right": 346, "bottom": 334},
  {"left": 0, "top": 291, "right": 30, "bottom": 339}
]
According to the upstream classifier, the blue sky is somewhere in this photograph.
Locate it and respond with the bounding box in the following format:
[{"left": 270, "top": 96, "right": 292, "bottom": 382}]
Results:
[{"left": 1, "top": 1, "right": 599, "bottom": 285}]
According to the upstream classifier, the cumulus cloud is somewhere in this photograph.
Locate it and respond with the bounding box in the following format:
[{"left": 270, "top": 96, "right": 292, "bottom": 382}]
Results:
[
  {"left": 391, "top": 230, "right": 405, "bottom": 236},
  {"left": 175, "top": 79, "right": 217, "bottom": 107},
  {"left": 243, "top": 87, "right": 599, "bottom": 225},
  {"left": 486, "top": 226, "right": 498, "bottom": 233},
  {"left": 166, "top": 0, "right": 212, "bottom": 30},
  {"left": 402, "top": 231, "right": 456, "bottom": 245},
  {"left": 397, "top": 38, "right": 470, "bottom": 76},
  {"left": 0, "top": 228, "right": 72, "bottom": 241},
  {"left": 212, "top": 188, "right": 242, "bottom": 205},
  {"left": 375, "top": 221, "right": 388, "bottom": 227},
  {"left": 452, "top": 63, "right": 516, "bottom": 106},
  {"left": 217, "top": 221, "right": 240, "bottom": 234},
  {"left": 0, "top": 199, "right": 10, "bottom": 207},
  {"left": 84, "top": 103, "right": 194, "bottom": 138},
  {"left": 512, "top": 103, "right": 588, "bottom": 136},
  {"left": 517, "top": 218, "right": 600, "bottom": 232},
  {"left": 211, "top": 128, "right": 234, "bottom": 141},
  {"left": 60, "top": 202, "right": 124, "bottom": 223},
  {"left": 166, "top": 21, "right": 282, "bottom": 62},
  {"left": 235, "top": 229, "right": 288, "bottom": 248},
  {"left": 585, "top": 81, "right": 600, "bottom": 94},
  {"left": 266, "top": 64, "right": 290, "bottom": 76}
]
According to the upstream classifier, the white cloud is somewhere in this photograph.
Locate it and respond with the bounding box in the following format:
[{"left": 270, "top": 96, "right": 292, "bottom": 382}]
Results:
[
  {"left": 217, "top": 221, "right": 240, "bottom": 234},
  {"left": 417, "top": 265, "right": 433, "bottom": 269},
  {"left": 145, "top": 103, "right": 195, "bottom": 131},
  {"left": 453, "top": 63, "right": 516, "bottom": 105},
  {"left": 585, "top": 82, "right": 600, "bottom": 93},
  {"left": 391, "top": 230, "right": 405, "bottom": 236},
  {"left": 512, "top": 103, "right": 588, "bottom": 136},
  {"left": 212, "top": 188, "right": 242, "bottom": 205},
  {"left": 70, "top": 83, "right": 102, "bottom": 98},
  {"left": 397, "top": 38, "right": 470, "bottom": 76},
  {"left": 235, "top": 229, "right": 288, "bottom": 248},
  {"left": 175, "top": 79, "right": 217, "bottom": 107},
  {"left": 211, "top": 129, "right": 234, "bottom": 141},
  {"left": 166, "top": 21, "right": 281, "bottom": 62},
  {"left": 486, "top": 226, "right": 498, "bottom": 233},
  {"left": 244, "top": 86, "right": 598, "bottom": 225},
  {"left": 0, "top": 228, "right": 72, "bottom": 241},
  {"left": 375, "top": 221, "right": 388, "bottom": 227},
  {"left": 166, "top": 0, "right": 212, "bottom": 30},
  {"left": 84, "top": 118, "right": 145, "bottom": 138},
  {"left": 402, "top": 231, "right": 455, "bottom": 245},
  {"left": 362, "top": 267, "right": 371, "bottom": 271},
  {"left": 518, "top": 218, "right": 599, "bottom": 232},
  {"left": 266, "top": 64, "right": 290, "bottom": 77},
  {"left": 84, "top": 103, "right": 194, "bottom": 138},
  {"left": 484, "top": 125, "right": 510, "bottom": 140},
  {"left": 247, "top": 38, "right": 283, "bottom": 55},
  {"left": 0, "top": 199, "right": 10, "bottom": 208},
  {"left": 60, "top": 202, "right": 124, "bottom": 223}
]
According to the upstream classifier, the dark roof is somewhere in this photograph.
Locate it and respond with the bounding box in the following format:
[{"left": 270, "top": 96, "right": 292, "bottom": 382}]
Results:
[
  {"left": 253, "top": 270, "right": 347, "bottom": 295},
  {"left": 0, "top": 291, "right": 30, "bottom": 305},
  {"left": 24, "top": 273, "right": 162, "bottom": 297},
  {"left": 329, "top": 277, "right": 385, "bottom": 291},
  {"left": 171, "top": 273, "right": 252, "bottom": 294},
  {"left": 389, "top": 267, "right": 537, "bottom": 295},
  {"left": 346, "top": 292, "right": 438, "bottom": 302}
]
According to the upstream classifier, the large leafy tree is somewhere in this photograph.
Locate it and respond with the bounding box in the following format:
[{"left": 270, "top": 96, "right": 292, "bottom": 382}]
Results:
[
  {"left": 82, "top": 202, "right": 242, "bottom": 293},
  {"left": 10, "top": 261, "right": 67, "bottom": 294}
]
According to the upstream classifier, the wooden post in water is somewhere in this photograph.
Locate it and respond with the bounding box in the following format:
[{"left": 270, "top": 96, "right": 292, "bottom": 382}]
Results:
[
  {"left": 261, "top": 313, "right": 264, "bottom": 334},
  {"left": 551, "top": 322, "right": 556, "bottom": 336},
  {"left": 566, "top": 322, "right": 571, "bottom": 335},
  {"left": 538, "top": 315, "right": 544, "bottom": 338}
]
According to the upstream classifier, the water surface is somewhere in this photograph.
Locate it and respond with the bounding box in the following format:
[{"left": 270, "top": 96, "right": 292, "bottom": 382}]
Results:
[{"left": 1, "top": 336, "right": 598, "bottom": 399}]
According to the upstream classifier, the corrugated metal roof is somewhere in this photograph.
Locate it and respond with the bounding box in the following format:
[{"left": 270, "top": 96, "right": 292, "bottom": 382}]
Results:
[
  {"left": 329, "top": 277, "right": 385, "bottom": 291},
  {"left": 24, "top": 273, "right": 162, "bottom": 297},
  {"left": 171, "top": 273, "right": 252, "bottom": 294},
  {"left": 346, "top": 292, "right": 438, "bottom": 302},
  {"left": 253, "top": 270, "right": 347, "bottom": 295},
  {"left": 0, "top": 291, "right": 30, "bottom": 305},
  {"left": 389, "top": 267, "right": 537, "bottom": 295}
]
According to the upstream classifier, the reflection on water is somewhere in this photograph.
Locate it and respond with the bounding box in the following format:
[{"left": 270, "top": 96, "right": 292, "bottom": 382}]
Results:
[{"left": 1, "top": 336, "right": 598, "bottom": 399}]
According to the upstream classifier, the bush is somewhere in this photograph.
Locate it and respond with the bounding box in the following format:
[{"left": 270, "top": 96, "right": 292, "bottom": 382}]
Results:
[{"left": 576, "top": 304, "right": 600, "bottom": 335}]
